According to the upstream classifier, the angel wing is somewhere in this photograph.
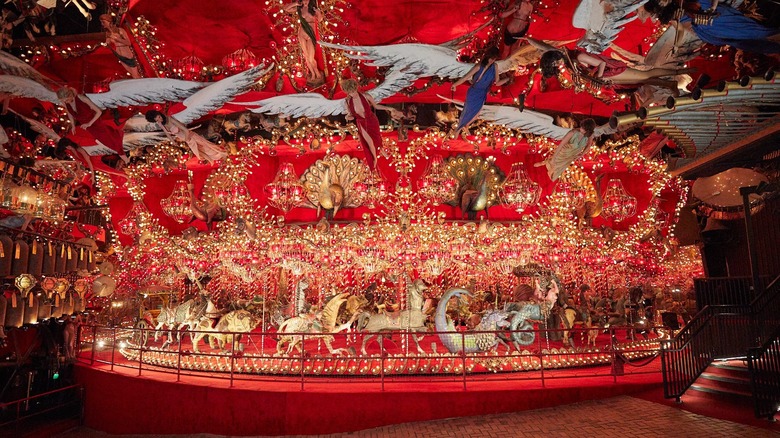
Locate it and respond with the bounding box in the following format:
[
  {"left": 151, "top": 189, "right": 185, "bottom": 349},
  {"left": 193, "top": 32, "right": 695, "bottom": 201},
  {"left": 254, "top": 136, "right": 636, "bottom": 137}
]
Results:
[
  {"left": 121, "top": 131, "right": 167, "bottom": 151},
  {"left": 0, "top": 76, "right": 59, "bottom": 103},
  {"left": 643, "top": 25, "right": 701, "bottom": 68},
  {"left": 85, "top": 78, "right": 211, "bottom": 110},
  {"left": 478, "top": 105, "right": 570, "bottom": 139},
  {"left": 0, "top": 50, "right": 58, "bottom": 86},
  {"left": 244, "top": 93, "right": 348, "bottom": 118},
  {"left": 7, "top": 109, "right": 60, "bottom": 141},
  {"left": 573, "top": 0, "right": 649, "bottom": 54},
  {"left": 172, "top": 63, "right": 273, "bottom": 124}
]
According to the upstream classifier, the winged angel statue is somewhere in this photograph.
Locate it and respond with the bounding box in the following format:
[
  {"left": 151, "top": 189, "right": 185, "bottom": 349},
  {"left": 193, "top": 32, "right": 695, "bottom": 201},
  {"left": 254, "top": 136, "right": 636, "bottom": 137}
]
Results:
[
  {"left": 239, "top": 40, "right": 586, "bottom": 140},
  {"left": 0, "top": 50, "right": 272, "bottom": 156},
  {"left": 572, "top": 0, "right": 650, "bottom": 54}
]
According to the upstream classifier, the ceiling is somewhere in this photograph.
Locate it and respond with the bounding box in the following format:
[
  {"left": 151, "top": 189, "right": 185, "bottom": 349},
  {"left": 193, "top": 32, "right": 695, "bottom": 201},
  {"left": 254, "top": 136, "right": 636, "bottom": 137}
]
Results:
[{"left": 2, "top": 0, "right": 778, "bottom": 294}]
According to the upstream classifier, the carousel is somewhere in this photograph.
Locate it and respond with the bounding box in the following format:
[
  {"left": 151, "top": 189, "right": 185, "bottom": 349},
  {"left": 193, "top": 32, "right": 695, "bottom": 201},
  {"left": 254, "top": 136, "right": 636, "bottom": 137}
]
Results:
[{"left": 1, "top": 0, "right": 777, "bottom": 383}]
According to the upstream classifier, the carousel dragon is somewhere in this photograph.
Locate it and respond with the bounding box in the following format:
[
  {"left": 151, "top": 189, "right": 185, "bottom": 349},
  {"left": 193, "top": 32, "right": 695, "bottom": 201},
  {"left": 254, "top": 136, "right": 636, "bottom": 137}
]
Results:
[{"left": 434, "top": 288, "right": 510, "bottom": 354}]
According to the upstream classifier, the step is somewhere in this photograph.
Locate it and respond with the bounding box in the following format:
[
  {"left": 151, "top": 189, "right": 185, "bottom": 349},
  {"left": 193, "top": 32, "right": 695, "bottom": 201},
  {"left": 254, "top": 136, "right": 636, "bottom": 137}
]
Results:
[
  {"left": 707, "top": 360, "right": 750, "bottom": 380},
  {"left": 690, "top": 379, "right": 753, "bottom": 400},
  {"left": 699, "top": 372, "right": 752, "bottom": 393}
]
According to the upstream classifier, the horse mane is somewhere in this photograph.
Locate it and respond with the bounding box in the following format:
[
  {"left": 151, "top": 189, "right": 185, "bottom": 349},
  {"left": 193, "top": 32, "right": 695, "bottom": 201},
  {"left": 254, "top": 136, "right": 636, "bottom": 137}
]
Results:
[{"left": 320, "top": 292, "right": 349, "bottom": 330}]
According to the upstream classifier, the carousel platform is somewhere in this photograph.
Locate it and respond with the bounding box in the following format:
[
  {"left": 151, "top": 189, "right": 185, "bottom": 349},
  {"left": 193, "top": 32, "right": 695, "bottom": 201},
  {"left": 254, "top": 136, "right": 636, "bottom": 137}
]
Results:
[{"left": 73, "top": 358, "right": 663, "bottom": 436}]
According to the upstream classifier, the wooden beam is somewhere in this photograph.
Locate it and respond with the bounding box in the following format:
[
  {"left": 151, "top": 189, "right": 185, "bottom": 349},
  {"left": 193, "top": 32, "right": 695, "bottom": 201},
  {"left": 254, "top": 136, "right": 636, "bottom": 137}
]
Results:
[{"left": 671, "top": 118, "right": 780, "bottom": 178}]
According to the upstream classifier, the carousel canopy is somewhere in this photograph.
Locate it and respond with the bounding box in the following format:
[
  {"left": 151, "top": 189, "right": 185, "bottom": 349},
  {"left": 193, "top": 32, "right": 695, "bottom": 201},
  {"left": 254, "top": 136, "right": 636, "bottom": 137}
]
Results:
[{"left": 2, "top": 0, "right": 777, "bottom": 299}]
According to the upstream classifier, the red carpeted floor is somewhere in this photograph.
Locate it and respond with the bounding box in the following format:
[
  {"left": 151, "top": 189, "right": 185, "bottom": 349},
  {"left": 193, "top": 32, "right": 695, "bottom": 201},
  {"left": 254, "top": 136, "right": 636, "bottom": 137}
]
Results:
[
  {"left": 632, "top": 387, "right": 780, "bottom": 432},
  {"left": 74, "top": 360, "right": 663, "bottom": 436}
]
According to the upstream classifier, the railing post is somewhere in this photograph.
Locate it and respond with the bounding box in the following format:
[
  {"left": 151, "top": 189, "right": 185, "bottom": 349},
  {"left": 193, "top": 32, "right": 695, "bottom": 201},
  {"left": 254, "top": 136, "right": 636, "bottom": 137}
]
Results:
[
  {"left": 176, "top": 332, "right": 182, "bottom": 382},
  {"left": 610, "top": 326, "right": 617, "bottom": 384},
  {"left": 229, "top": 332, "right": 235, "bottom": 388},
  {"left": 740, "top": 186, "right": 763, "bottom": 296},
  {"left": 380, "top": 338, "right": 385, "bottom": 392},
  {"left": 138, "top": 339, "right": 143, "bottom": 376},
  {"left": 538, "top": 325, "right": 545, "bottom": 388},
  {"left": 461, "top": 331, "right": 467, "bottom": 391},
  {"left": 300, "top": 332, "right": 305, "bottom": 391},
  {"left": 110, "top": 327, "right": 116, "bottom": 371},
  {"left": 90, "top": 325, "right": 96, "bottom": 366}
]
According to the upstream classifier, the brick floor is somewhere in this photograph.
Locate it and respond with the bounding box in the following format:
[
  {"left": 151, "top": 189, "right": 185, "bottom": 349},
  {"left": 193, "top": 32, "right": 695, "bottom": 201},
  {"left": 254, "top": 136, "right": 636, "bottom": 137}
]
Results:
[{"left": 55, "top": 395, "right": 778, "bottom": 437}]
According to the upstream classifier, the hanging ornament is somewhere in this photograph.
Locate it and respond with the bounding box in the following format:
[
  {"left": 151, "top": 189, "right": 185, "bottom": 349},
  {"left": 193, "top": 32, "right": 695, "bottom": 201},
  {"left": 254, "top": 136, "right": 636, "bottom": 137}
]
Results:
[
  {"left": 160, "top": 180, "right": 192, "bottom": 224},
  {"left": 15, "top": 274, "right": 36, "bottom": 307},
  {"left": 222, "top": 48, "right": 259, "bottom": 74}
]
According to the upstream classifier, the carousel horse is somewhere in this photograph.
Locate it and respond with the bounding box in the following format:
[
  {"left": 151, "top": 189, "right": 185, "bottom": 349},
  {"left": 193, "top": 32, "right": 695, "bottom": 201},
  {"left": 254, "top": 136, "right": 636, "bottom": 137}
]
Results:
[
  {"left": 157, "top": 292, "right": 217, "bottom": 348},
  {"left": 560, "top": 306, "right": 598, "bottom": 347},
  {"left": 275, "top": 292, "right": 355, "bottom": 356},
  {"left": 190, "top": 310, "right": 260, "bottom": 353},
  {"left": 357, "top": 278, "right": 429, "bottom": 355}
]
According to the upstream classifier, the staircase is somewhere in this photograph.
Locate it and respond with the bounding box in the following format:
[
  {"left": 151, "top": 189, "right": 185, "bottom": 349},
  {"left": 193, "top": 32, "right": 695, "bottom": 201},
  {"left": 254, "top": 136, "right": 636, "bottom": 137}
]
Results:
[{"left": 690, "top": 359, "right": 752, "bottom": 402}]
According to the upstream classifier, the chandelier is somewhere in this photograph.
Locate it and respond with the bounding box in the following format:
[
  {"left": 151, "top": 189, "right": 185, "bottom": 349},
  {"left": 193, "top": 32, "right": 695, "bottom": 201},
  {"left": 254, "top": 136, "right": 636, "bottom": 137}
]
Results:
[
  {"left": 556, "top": 180, "right": 587, "bottom": 209},
  {"left": 418, "top": 155, "right": 457, "bottom": 205},
  {"left": 119, "top": 202, "right": 149, "bottom": 236},
  {"left": 175, "top": 55, "right": 205, "bottom": 81},
  {"left": 602, "top": 179, "right": 637, "bottom": 221},
  {"left": 222, "top": 48, "right": 258, "bottom": 74},
  {"left": 353, "top": 246, "right": 390, "bottom": 274},
  {"left": 500, "top": 163, "right": 541, "bottom": 213},
  {"left": 160, "top": 180, "right": 191, "bottom": 224},
  {"left": 353, "top": 171, "right": 389, "bottom": 209},
  {"left": 270, "top": 241, "right": 312, "bottom": 276},
  {"left": 422, "top": 245, "right": 451, "bottom": 276},
  {"left": 264, "top": 163, "right": 305, "bottom": 213}
]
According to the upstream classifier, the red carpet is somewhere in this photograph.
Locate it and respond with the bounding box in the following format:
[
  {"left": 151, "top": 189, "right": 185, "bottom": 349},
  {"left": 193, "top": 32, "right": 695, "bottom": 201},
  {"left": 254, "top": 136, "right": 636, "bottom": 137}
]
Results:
[
  {"left": 75, "top": 362, "right": 663, "bottom": 436},
  {"left": 632, "top": 387, "right": 780, "bottom": 432}
]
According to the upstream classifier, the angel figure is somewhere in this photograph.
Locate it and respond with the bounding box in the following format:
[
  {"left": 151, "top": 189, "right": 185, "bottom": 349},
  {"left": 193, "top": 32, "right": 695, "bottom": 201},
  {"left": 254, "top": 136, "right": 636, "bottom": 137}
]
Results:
[
  {"left": 450, "top": 47, "right": 511, "bottom": 139},
  {"left": 531, "top": 37, "right": 692, "bottom": 95},
  {"left": 500, "top": 0, "right": 534, "bottom": 58},
  {"left": 534, "top": 118, "right": 596, "bottom": 181},
  {"left": 341, "top": 78, "right": 401, "bottom": 169},
  {"left": 99, "top": 14, "right": 142, "bottom": 79},
  {"left": 283, "top": 0, "right": 325, "bottom": 86},
  {"left": 145, "top": 110, "right": 227, "bottom": 163},
  {"left": 1, "top": 50, "right": 270, "bottom": 158},
  {"left": 643, "top": 0, "right": 780, "bottom": 55}
]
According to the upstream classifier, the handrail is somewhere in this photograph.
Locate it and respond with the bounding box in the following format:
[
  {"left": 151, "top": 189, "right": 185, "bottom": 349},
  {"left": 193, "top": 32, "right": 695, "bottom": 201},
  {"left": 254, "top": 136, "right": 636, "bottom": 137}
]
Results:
[
  {"left": 747, "top": 325, "right": 780, "bottom": 419},
  {"left": 0, "top": 384, "right": 84, "bottom": 429},
  {"left": 662, "top": 273, "right": 780, "bottom": 403}
]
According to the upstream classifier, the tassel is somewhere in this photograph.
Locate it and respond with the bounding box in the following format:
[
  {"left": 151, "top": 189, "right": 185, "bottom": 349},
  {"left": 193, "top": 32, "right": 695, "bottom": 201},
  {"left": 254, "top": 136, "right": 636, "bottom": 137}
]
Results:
[
  {"left": 55, "top": 293, "right": 60, "bottom": 307},
  {"left": 0, "top": 244, "right": 4, "bottom": 258},
  {"left": 48, "top": 242, "right": 53, "bottom": 256},
  {"left": 67, "top": 246, "right": 72, "bottom": 260},
  {"left": 32, "top": 242, "right": 37, "bottom": 255},
  {"left": 28, "top": 292, "right": 33, "bottom": 307},
  {"left": 60, "top": 244, "right": 65, "bottom": 257},
  {"left": 11, "top": 292, "right": 16, "bottom": 308},
  {"left": 79, "top": 247, "right": 85, "bottom": 261},
  {"left": 15, "top": 243, "right": 20, "bottom": 259}
]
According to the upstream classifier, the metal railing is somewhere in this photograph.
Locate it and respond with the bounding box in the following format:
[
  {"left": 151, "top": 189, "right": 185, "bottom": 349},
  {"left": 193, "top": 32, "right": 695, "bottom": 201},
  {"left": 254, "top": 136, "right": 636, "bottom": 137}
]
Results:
[
  {"left": 0, "top": 384, "right": 83, "bottom": 434},
  {"left": 747, "top": 326, "right": 780, "bottom": 420},
  {"left": 694, "top": 276, "right": 772, "bottom": 310},
  {"left": 75, "top": 324, "right": 663, "bottom": 391},
  {"left": 662, "top": 274, "right": 780, "bottom": 404}
]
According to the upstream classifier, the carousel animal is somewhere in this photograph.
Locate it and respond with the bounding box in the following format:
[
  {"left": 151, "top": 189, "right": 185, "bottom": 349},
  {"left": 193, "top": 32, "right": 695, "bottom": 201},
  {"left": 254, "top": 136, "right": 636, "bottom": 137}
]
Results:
[
  {"left": 275, "top": 293, "right": 356, "bottom": 356},
  {"left": 357, "top": 278, "right": 429, "bottom": 355},
  {"left": 156, "top": 293, "right": 218, "bottom": 348},
  {"left": 560, "top": 306, "right": 598, "bottom": 347},
  {"left": 434, "top": 288, "right": 511, "bottom": 353},
  {"left": 190, "top": 310, "right": 260, "bottom": 352},
  {"left": 502, "top": 277, "right": 561, "bottom": 351}
]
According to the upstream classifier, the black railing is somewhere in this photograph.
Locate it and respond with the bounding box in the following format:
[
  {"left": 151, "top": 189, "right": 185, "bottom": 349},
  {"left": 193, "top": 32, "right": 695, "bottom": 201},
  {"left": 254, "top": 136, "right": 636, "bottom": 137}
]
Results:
[
  {"left": 694, "top": 276, "right": 772, "bottom": 309},
  {"left": 0, "top": 384, "right": 83, "bottom": 434},
  {"left": 747, "top": 326, "right": 780, "bottom": 420},
  {"left": 661, "top": 304, "right": 752, "bottom": 400},
  {"left": 662, "top": 274, "right": 780, "bottom": 405}
]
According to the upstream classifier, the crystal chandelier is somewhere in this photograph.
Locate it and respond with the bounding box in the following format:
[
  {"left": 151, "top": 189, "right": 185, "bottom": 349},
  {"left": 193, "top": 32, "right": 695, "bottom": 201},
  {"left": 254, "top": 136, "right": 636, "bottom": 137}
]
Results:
[
  {"left": 418, "top": 155, "right": 457, "bottom": 205},
  {"left": 422, "top": 246, "right": 451, "bottom": 276},
  {"left": 602, "top": 179, "right": 637, "bottom": 221},
  {"left": 271, "top": 241, "right": 312, "bottom": 276},
  {"left": 499, "top": 163, "right": 541, "bottom": 213},
  {"left": 160, "top": 180, "right": 191, "bottom": 224},
  {"left": 222, "top": 48, "right": 258, "bottom": 74},
  {"left": 354, "top": 247, "right": 390, "bottom": 274},
  {"left": 264, "top": 163, "right": 305, "bottom": 213},
  {"left": 556, "top": 180, "right": 587, "bottom": 209},
  {"left": 119, "top": 202, "right": 149, "bottom": 236},
  {"left": 176, "top": 55, "right": 205, "bottom": 81},
  {"left": 353, "top": 171, "right": 388, "bottom": 209}
]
